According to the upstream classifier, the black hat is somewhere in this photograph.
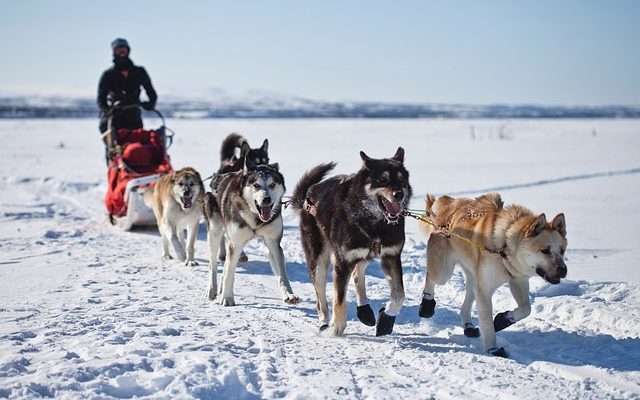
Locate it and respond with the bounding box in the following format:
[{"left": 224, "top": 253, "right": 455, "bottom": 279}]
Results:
[{"left": 111, "top": 38, "right": 130, "bottom": 51}]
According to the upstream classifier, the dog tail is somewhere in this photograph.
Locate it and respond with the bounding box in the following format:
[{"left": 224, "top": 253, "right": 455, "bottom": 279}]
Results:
[
  {"left": 291, "top": 162, "right": 336, "bottom": 213},
  {"left": 220, "top": 132, "right": 247, "bottom": 163}
]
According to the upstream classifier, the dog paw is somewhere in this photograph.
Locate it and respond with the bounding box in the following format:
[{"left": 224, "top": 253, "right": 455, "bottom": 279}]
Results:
[
  {"left": 184, "top": 260, "right": 199, "bottom": 267},
  {"left": 161, "top": 254, "right": 173, "bottom": 261},
  {"left": 206, "top": 288, "right": 217, "bottom": 301},
  {"left": 318, "top": 320, "right": 330, "bottom": 332},
  {"left": 357, "top": 304, "right": 376, "bottom": 326},
  {"left": 493, "top": 311, "right": 516, "bottom": 332},
  {"left": 283, "top": 294, "right": 300, "bottom": 304},
  {"left": 220, "top": 297, "right": 235, "bottom": 307},
  {"left": 331, "top": 320, "right": 347, "bottom": 336},
  {"left": 463, "top": 323, "right": 480, "bottom": 337},
  {"left": 487, "top": 347, "right": 509, "bottom": 358},
  {"left": 419, "top": 298, "right": 436, "bottom": 318},
  {"left": 375, "top": 308, "right": 396, "bottom": 336}
]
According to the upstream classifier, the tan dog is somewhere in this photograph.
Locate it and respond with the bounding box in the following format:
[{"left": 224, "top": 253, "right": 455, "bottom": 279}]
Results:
[
  {"left": 145, "top": 167, "right": 205, "bottom": 266},
  {"left": 418, "top": 193, "right": 567, "bottom": 357}
]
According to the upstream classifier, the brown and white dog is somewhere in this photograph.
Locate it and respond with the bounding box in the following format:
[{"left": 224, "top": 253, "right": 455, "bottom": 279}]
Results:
[
  {"left": 418, "top": 193, "right": 567, "bottom": 357},
  {"left": 145, "top": 167, "right": 205, "bottom": 266}
]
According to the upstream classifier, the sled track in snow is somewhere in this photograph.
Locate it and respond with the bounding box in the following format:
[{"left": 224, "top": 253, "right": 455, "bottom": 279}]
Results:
[{"left": 441, "top": 167, "right": 640, "bottom": 197}]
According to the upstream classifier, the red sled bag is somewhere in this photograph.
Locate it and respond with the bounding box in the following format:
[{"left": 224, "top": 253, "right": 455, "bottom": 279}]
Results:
[{"left": 105, "top": 127, "right": 173, "bottom": 217}]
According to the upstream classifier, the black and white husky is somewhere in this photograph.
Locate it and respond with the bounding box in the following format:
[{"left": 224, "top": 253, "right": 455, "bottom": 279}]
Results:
[
  {"left": 217, "top": 133, "right": 269, "bottom": 175},
  {"left": 291, "top": 147, "right": 412, "bottom": 336},
  {"left": 203, "top": 161, "right": 300, "bottom": 306}
]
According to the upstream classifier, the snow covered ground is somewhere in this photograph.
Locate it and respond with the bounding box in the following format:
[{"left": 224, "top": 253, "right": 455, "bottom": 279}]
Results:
[{"left": 1, "top": 118, "right": 639, "bottom": 399}]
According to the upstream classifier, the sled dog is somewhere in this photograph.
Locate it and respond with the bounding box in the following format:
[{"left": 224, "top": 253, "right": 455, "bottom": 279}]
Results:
[
  {"left": 291, "top": 147, "right": 412, "bottom": 337},
  {"left": 215, "top": 133, "right": 270, "bottom": 262},
  {"left": 418, "top": 193, "right": 567, "bottom": 357},
  {"left": 203, "top": 161, "right": 299, "bottom": 306},
  {"left": 145, "top": 167, "right": 205, "bottom": 266},
  {"left": 217, "top": 133, "right": 269, "bottom": 175}
]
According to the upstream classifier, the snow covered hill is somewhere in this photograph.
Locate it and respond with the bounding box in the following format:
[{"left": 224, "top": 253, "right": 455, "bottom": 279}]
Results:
[
  {"left": 2, "top": 94, "right": 640, "bottom": 119},
  {"left": 1, "top": 118, "right": 639, "bottom": 398}
]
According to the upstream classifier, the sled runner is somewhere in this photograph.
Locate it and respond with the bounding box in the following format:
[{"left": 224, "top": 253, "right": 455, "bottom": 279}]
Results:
[{"left": 102, "top": 104, "right": 174, "bottom": 230}]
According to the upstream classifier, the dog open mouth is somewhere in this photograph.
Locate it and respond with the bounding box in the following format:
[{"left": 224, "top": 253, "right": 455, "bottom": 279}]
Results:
[
  {"left": 378, "top": 196, "right": 404, "bottom": 223},
  {"left": 536, "top": 267, "right": 561, "bottom": 284},
  {"left": 180, "top": 195, "right": 193, "bottom": 209},
  {"left": 256, "top": 202, "right": 273, "bottom": 222}
]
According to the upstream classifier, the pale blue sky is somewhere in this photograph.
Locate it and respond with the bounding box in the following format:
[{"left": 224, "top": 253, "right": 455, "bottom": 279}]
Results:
[{"left": 1, "top": 1, "right": 639, "bottom": 105}]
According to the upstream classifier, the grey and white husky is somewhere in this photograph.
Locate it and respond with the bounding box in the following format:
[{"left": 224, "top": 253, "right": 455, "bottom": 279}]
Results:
[{"left": 203, "top": 161, "right": 300, "bottom": 306}]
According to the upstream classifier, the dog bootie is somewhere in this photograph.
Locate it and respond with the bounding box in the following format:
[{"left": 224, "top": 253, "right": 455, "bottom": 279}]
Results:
[
  {"left": 493, "top": 311, "right": 516, "bottom": 332},
  {"left": 357, "top": 304, "right": 376, "bottom": 326},
  {"left": 419, "top": 298, "right": 436, "bottom": 318},
  {"left": 487, "top": 347, "right": 509, "bottom": 358},
  {"left": 463, "top": 323, "right": 480, "bottom": 337},
  {"left": 375, "top": 308, "right": 396, "bottom": 336}
]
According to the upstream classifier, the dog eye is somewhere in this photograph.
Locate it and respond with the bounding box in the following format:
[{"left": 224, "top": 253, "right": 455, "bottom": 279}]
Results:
[
  {"left": 376, "top": 177, "right": 389, "bottom": 185},
  {"left": 541, "top": 247, "right": 551, "bottom": 255},
  {"left": 268, "top": 183, "right": 276, "bottom": 189},
  {"left": 253, "top": 183, "right": 261, "bottom": 189}
]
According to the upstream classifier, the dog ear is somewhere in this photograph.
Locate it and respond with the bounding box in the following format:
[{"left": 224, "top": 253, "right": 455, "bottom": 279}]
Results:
[
  {"left": 170, "top": 171, "right": 176, "bottom": 182},
  {"left": 525, "top": 213, "right": 547, "bottom": 237},
  {"left": 240, "top": 142, "right": 250, "bottom": 157},
  {"left": 425, "top": 194, "right": 436, "bottom": 212},
  {"left": 392, "top": 147, "right": 405, "bottom": 163},
  {"left": 243, "top": 156, "right": 253, "bottom": 172},
  {"left": 360, "top": 151, "right": 373, "bottom": 169},
  {"left": 269, "top": 162, "right": 279, "bottom": 171},
  {"left": 261, "top": 139, "right": 269, "bottom": 153},
  {"left": 551, "top": 213, "right": 566, "bottom": 237}
]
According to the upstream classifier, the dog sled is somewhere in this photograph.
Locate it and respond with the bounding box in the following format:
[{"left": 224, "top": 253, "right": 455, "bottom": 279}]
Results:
[{"left": 102, "top": 104, "right": 174, "bottom": 230}]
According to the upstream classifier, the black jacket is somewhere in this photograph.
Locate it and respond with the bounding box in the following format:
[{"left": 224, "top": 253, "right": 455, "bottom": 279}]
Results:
[{"left": 97, "top": 64, "right": 157, "bottom": 113}]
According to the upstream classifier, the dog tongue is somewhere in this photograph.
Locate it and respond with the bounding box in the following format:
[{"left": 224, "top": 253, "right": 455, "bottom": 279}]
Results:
[
  {"left": 260, "top": 205, "right": 272, "bottom": 221},
  {"left": 385, "top": 200, "right": 402, "bottom": 216},
  {"left": 182, "top": 196, "right": 193, "bottom": 208}
]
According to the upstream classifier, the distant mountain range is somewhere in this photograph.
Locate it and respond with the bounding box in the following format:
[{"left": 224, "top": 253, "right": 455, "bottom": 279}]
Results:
[{"left": 1, "top": 95, "right": 639, "bottom": 119}]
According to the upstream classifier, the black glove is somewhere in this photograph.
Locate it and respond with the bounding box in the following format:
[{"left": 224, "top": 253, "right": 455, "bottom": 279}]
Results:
[{"left": 141, "top": 101, "right": 154, "bottom": 111}]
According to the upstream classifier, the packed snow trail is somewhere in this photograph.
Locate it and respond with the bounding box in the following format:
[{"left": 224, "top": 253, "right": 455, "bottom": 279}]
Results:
[{"left": 1, "top": 119, "right": 639, "bottom": 399}]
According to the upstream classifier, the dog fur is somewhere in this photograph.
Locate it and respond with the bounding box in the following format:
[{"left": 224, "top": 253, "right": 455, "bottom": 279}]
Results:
[
  {"left": 144, "top": 167, "right": 205, "bottom": 266},
  {"left": 291, "top": 147, "right": 412, "bottom": 336},
  {"left": 418, "top": 192, "right": 567, "bottom": 356},
  {"left": 203, "top": 161, "right": 299, "bottom": 306},
  {"left": 217, "top": 133, "right": 269, "bottom": 175}
]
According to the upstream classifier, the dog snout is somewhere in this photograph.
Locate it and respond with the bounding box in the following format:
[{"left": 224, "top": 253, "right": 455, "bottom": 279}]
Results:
[
  {"left": 556, "top": 258, "right": 567, "bottom": 278},
  {"left": 262, "top": 196, "right": 272, "bottom": 205},
  {"left": 392, "top": 190, "right": 404, "bottom": 202}
]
